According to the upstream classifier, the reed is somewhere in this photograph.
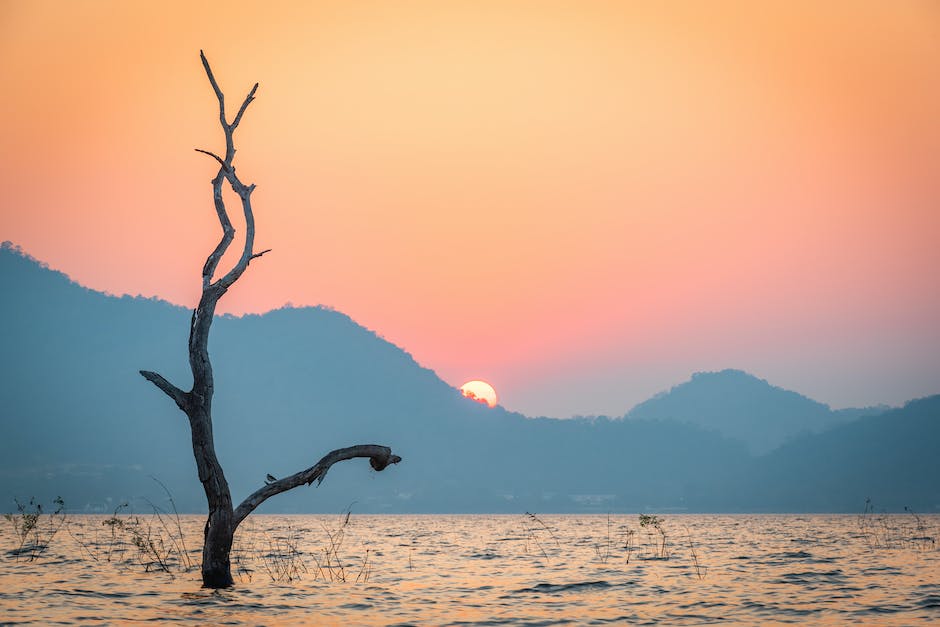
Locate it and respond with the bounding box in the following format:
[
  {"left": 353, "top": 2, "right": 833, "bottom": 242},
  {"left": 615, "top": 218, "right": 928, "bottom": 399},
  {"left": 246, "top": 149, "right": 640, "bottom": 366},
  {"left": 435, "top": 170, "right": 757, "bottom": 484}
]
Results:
[
  {"left": 314, "top": 510, "right": 351, "bottom": 582},
  {"left": 857, "top": 498, "right": 938, "bottom": 552},
  {"left": 355, "top": 548, "right": 372, "bottom": 583},
  {"left": 66, "top": 507, "right": 125, "bottom": 564},
  {"left": 521, "top": 511, "right": 560, "bottom": 561},
  {"left": 639, "top": 514, "right": 670, "bottom": 559},
  {"left": 259, "top": 523, "right": 308, "bottom": 583},
  {"left": 230, "top": 521, "right": 257, "bottom": 583},
  {"left": 148, "top": 476, "right": 193, "bottom": 569},
  {"left": 620, "top": 526, "right": 636, "bottom": 565},
  {"left": 593, "top": 513, "right": 613, "bottom": 564},
  {"left": 903, "top": 506, "right": 936, "bottom": 551},
  {"left": 230, "top": 507, "right": 384, "bottom": 585},
  {"left": 685, "top": 526, "right": 706, "bottom": 580},
  {"left": 68, "top": 502, "right": 192, "bottom": 574},
  {"left": 102, "top": 503, "right": 131, "bottom": 563},
  {"left": 309, "top": 505, "right": 387, "bottom": 584},
  {"left": 3, "top": 496, "right": 66, "bottom": 561}
]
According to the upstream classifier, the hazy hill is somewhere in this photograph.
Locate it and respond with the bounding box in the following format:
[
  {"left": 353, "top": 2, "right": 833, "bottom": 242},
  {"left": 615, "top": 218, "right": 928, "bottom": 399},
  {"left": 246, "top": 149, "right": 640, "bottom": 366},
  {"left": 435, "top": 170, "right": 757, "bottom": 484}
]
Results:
[
  {"left": 1, "top": 243, "right": 937, "bottom": 513},
  {"left": 625, "top": 369, "right": 874, "bottom": 454},
  {"left": 742, "top": 395, "right": 940, "bottom": 512}
]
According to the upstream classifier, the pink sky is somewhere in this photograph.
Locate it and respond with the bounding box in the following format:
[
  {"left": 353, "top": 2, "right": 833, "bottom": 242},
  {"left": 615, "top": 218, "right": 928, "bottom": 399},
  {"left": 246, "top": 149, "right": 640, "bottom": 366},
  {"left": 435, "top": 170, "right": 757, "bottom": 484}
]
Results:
[{"left": 2, "top": 1, "right": 939, "bottom": 416}]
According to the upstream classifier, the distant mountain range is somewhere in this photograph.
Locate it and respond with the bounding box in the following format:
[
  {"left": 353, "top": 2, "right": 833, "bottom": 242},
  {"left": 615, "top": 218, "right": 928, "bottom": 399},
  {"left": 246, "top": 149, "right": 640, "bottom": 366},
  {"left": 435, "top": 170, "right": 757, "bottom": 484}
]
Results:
[{"left": 2, "top": 242, "right": 938, "bottom": 513}]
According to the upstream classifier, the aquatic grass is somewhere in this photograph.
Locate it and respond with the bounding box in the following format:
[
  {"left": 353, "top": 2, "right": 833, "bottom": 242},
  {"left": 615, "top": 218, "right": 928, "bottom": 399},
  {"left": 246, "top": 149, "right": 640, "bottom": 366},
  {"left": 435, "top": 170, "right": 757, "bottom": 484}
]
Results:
[
  {"left": 259, "top": 523, "right": 308, "bottom": 583},
  {"left": 230, "top": 519, "right": 309, "bottom": 584},
  {"left": 311, "top": 506, "right": 377, "bottom": 583},
  {"left": 858, "top": 498, "right": 896, "bottom": 549},
  {"left": 313, "top": 513, "right": 348, "bottom": 582},
  {"left": 230, "top": 522, "right": 258, "bottom": 583},
  {"left": 147, "top": 476, "right": 193, "bottom": 570},
  {"left": 70, "top": 503, "right": 195, "bottom": 574},
  {"left": 66, "top": 506, "right": 126, "bottom": 564},
  {"left": 857, "top": 499, "right": 938, "bottom": 552},
  {"left": 521, "top": 512, "right": 560, "bottom": 561},
  {"left": 102, "top": 503, "right": 131, "bottom": 563},
  {"left": 5, "top": 514, "right": 940, "bottom": 624},
  {"left": 66, "top": 517, "right": 102, "bottom": 562},
  {"left": 639, "top": 514, "right": 670, "bottom": 559},
  {"left": 620, "top": 526, "right": 636, "bottom": 565},
  {"left": 593, "top": 513, "right": 613, "bottom": 564},
  {"left": 3, "top": 496, "right": 66, "bottom": 561},
  {"left": 122, "top": 514, "right": 180, "bottom": 573},
  {"left": 15, "top": 506, "right": 938, "bottom": 600},
  {"left": 355, "top": 547, "right": 372, "bottom": 583},
  {"left": 685, "top": 526, "right": 706, "bottom": 580},
  {"left": 904, "top": 506, "right": 936, "bottom": 551},
  {"left": 230, "top": 507, "right": 381, "bottom": 585},
  {"left": 65, "top": 481, "right": 194, "bottom": 574}
]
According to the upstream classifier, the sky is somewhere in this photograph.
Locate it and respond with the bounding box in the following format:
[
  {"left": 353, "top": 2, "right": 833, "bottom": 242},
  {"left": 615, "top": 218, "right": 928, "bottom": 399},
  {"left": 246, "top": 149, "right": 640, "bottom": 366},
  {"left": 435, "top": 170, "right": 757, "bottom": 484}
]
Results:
[{"left": 1, "top": 1, "right": 939, "bottom": 418}]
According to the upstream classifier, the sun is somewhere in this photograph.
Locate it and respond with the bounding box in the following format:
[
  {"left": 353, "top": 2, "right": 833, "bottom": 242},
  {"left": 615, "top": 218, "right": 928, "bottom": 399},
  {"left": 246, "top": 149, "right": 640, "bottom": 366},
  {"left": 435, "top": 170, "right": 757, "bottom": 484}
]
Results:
[{"left": 460, "top": 380, "right": 499, "bottom": 408}]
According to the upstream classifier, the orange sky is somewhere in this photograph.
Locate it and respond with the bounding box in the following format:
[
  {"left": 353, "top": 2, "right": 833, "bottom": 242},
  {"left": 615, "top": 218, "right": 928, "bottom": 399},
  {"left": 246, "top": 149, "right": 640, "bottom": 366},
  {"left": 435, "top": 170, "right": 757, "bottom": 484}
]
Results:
[{"left": 2, "top": 1, "right": 939, "bottom": 416}]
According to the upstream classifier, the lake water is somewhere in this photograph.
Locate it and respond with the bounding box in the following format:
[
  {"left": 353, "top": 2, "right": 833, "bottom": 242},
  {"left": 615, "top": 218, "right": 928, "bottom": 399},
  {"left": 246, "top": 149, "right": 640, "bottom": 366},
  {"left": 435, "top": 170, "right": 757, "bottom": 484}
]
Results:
[{"left": 2, "top": 513, "right": 938, "bottom": 625}]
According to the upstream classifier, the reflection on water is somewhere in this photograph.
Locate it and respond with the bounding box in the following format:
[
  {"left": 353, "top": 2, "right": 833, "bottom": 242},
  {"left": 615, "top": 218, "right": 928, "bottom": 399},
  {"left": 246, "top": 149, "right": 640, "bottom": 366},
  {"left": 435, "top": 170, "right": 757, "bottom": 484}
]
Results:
[{"left": 2, "top": 514, "right": 939, "bottom": 625}]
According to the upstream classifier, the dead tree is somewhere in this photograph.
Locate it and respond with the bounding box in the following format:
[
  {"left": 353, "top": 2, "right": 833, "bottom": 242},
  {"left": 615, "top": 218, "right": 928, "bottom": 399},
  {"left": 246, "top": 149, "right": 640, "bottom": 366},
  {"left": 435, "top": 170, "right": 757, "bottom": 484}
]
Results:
[{"left": 140, "top": 51, "right": 401, "bottom": 588}]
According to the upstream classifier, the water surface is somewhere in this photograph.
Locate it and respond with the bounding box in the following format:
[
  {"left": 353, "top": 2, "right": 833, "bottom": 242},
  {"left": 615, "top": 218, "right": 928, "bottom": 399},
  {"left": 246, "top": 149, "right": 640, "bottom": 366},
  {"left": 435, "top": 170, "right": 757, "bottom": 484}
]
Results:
[{"left": 2, "top": 514, "right": 938, "bottom": 625}]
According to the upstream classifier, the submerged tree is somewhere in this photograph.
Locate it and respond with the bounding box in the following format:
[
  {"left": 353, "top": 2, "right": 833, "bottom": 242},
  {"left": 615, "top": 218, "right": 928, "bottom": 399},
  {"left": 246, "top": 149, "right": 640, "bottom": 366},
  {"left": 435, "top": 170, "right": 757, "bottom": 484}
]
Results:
[{"left": 140, "top": 52, "right": 401, "bottom": 588}]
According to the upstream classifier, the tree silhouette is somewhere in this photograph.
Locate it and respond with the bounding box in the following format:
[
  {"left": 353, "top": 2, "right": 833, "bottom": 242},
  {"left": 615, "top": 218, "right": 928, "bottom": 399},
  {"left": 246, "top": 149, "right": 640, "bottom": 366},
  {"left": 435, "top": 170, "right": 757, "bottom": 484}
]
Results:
[{"left": 140, "top": 52, "right": 400, "bottom": 588}]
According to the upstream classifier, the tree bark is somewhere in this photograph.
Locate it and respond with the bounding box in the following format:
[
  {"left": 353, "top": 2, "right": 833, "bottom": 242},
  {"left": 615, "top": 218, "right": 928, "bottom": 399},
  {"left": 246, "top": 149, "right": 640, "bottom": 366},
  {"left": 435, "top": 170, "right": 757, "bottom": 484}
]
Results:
[{"left": 140, "top": 51, "right": 399, "bottom": 588}]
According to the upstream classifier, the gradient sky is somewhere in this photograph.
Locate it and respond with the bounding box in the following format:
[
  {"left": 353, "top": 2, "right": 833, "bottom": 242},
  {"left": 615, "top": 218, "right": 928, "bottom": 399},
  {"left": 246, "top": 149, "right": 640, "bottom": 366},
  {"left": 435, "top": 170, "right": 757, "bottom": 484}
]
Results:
[{"left": 2, "top": 1, "right": 939, "bottom": 417}]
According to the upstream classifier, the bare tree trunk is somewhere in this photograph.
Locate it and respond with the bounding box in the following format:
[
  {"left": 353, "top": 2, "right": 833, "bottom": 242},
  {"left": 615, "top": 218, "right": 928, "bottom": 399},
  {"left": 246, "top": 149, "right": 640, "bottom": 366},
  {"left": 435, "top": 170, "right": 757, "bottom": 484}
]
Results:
[{"left": 140, "top": 51, "right": 400, "bottom": 588}]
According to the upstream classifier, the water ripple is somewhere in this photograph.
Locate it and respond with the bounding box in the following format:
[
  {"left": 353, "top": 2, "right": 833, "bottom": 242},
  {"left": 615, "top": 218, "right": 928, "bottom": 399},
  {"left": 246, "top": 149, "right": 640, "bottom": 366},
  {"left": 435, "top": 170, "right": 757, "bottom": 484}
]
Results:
[
  {"left": 512, "top": 580, "right": 612, "bottom": 594},
  {"left": 2, "top": 514, "right": 938, "bottom": 625}
]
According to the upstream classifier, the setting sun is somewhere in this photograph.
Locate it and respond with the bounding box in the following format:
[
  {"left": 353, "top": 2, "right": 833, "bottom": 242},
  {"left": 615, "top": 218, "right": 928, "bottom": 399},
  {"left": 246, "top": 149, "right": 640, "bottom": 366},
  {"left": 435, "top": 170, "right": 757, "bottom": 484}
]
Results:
[{"left": 459, "top": 380, "right": 499, "bottom": 408}]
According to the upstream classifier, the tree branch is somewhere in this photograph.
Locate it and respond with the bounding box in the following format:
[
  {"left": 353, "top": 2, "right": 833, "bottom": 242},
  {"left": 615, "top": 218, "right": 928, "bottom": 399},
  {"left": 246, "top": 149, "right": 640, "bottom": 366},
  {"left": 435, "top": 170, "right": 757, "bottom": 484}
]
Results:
[
  {"left": 200, "top": 50, "right": 226, "bottom": 131},
  {"left": 231, "top": 83, "right": 259, "bottom": 131},
  {"left": 196, "top": 51, "right": 265, "bottom": 292},
  {"left": 194, "top": 148, "right": 229, "bottom": 171},
  {"left": 233, "top": 445, "right": 401, "bottom": 527},
  {"left": 214, "top": 176, "right": 259, "bottom": 290},
  {"left": 139, "top": 370, "right": 189, "bottom": 412},
  {"left": 200, "top": 170, "right": 235, "bottom": 289}
]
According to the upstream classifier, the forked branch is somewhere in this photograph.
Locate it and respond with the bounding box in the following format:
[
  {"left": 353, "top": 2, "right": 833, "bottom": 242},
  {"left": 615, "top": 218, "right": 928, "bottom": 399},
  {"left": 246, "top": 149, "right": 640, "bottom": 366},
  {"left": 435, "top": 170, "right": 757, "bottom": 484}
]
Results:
[
  {"left": 196, "top": 50, "right": 264, "bottom": 291},
  {"left": 233, "top": 445, "right": 402, "bottom": 526}
]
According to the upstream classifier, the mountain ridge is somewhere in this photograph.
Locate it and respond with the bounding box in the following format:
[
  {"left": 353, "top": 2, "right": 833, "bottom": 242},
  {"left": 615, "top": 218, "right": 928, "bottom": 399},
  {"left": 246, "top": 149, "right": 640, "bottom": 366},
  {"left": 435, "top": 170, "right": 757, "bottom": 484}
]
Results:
[
  {"left": 622, "top": 368, "right": 885, "bottom": 454},
  {"left": 2, "top": 242, "right": 937, "bottom": 513}
]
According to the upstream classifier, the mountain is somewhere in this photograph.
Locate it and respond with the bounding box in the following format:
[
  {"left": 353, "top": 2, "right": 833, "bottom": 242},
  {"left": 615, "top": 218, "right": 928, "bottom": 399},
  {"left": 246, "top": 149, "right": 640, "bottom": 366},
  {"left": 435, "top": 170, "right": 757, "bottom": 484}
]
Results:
[
  {"left": 1, "top": 242, "right": 937, "bottom": 513},
  {"left": 624, "top": 369, "right": 876, "bottom": 454},
  {"left": 0, "top": 241, "right": 507, "bottom": 512},
  {"left": 741, "top": 395, "right": 940, "bottom": 512}
]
